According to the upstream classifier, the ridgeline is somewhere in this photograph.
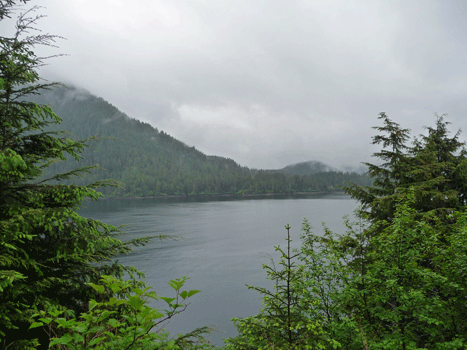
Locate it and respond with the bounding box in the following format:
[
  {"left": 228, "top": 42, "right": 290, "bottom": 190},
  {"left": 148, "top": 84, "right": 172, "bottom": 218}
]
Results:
[{"left": 34, "top": 86, "right": 371, "bottom": 197}]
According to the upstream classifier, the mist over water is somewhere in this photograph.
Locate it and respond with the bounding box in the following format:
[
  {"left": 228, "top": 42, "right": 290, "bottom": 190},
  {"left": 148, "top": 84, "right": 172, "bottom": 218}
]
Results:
[{"left": 78, "top": 193, "right": 358, "bottom": 347}]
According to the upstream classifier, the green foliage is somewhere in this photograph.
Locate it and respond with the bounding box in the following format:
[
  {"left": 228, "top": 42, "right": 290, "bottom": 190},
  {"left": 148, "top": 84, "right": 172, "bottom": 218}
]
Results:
[
  {"left": 5, "top": 2, "right": 467, "bottom": 348},
  {"left": 0, "top": 3, "right": 210, "bottom": 349},
  {"left": 30, "top": 86, "right": 372, "bottom": 198},
  {"left": 29, "top": 275, "right": 217, "bottom": 350},
  {"left": 354, "top": 193, "right": 467, "bottom": 348},
  {"left": 224, "top": 225, "right": 338, "bottom": 350},
  {"left": 294, "top": 114, "right": 467, "bottom": 349},
  {"left": 342, "top": 112, "right": 467, "bottom": 228},
  {"left": 298, "top": 218, "right": 362, "bottom": 349},
  {"left": 229, "top": 114, "right": 467, "bottom": 349},
  {"left": 342, "top": 112, "right": 411, "bottom": 224},
  {"left": 298, "top": 191, "right": 467, "bottom": 349}
]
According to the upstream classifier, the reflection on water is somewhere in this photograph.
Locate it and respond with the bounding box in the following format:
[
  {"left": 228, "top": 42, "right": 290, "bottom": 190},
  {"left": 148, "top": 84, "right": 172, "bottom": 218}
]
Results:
[{"left": 78, "top": 193, "right": 358, "bottom": 347}]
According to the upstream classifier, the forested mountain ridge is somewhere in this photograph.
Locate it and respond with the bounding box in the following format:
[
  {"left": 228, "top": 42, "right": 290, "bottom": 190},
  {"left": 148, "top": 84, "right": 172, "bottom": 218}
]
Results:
[
  {"left": 274, "top": 160, "right": 338, "bottom": 176},
  {"left": 33, "top": 86, "right": 371, "bottom": 197}
]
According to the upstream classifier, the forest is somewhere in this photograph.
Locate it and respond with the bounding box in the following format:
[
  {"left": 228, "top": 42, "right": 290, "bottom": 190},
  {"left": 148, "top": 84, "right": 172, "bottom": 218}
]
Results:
[
  {"left": 3, "top": 1, "right": 467, "bottom": 349},
  {"left": 31, "top": 86, "right": 372, "bottom": 198}
]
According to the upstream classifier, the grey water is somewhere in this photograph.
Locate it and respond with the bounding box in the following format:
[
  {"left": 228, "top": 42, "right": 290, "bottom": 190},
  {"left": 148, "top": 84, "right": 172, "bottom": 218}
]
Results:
[{"left": 78, "top": 193, "right": 359, "bottom": 348}]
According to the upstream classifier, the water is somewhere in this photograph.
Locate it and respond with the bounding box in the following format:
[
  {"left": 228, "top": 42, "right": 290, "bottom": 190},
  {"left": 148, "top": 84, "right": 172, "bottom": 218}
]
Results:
[{"left": 78, "top": 193, "right": 359, "bottom": 347}]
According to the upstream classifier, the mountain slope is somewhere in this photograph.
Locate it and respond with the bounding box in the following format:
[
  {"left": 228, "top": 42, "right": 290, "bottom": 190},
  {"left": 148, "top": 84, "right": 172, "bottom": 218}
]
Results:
[
  {"left": 31, "top": 85, "right": 372, "bottom": 197},
  {"left": 277, "top": 160, "right": 338, "bottom": 176}
]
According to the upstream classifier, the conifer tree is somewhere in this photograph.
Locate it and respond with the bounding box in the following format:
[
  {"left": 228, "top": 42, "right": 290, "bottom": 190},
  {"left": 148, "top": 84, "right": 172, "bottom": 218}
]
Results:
[
  {"left": 343, "top": 113, "right": 467, "bottom": 229},
  {"left": 225, "top": 225, "right": 336, "bottom": 350},
  {"left": 342, "top": 112, "right": 411, "bottom": 225},
  {"left": 407, "top": 115, "right": 467, "bottom": 221},
  {"left": 299, "top": 192, "right": 467, "bottom": 349},
  {"left": 0, "top": 3, "right": 153, "bottom": 348},
  {"left": 330, "top": 113, "right": 467, "bottom": 348}
]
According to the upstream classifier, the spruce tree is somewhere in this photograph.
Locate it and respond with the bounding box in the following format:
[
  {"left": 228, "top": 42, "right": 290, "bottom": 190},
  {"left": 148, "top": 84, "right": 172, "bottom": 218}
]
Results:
[
  {"left": 299, "top": 193, "right": 467, "bottom": 349},
  {"left": 331, "top": 113, "right": 467, "bottom": 348},
  {"left": 342, "top": 112, "right": 411, "bottom": 225},
  {"left": 225, "top": 225, "right": 336, "bottom": 350},
  {"left": 0, "top": 3, "right": 153, "bottom": 348},
  {"left": 343, "top": 113, "right": 467, "bottom": 229},
  {"left": 407, "top": 115, "right": 467, "bottom": 221}
]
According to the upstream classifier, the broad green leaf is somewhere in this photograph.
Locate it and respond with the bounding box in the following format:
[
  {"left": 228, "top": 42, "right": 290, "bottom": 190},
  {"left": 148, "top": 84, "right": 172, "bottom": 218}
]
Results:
[
  {"left": 28, "top": 322, "right": 43, "bottom": 329},
  {"left": 88, "top": 283, "right": 105, "bottom": 294},
  {"left": 107, "top": 318, "right": 122, "bottom": 328},
  {"left": 89, "top": 299, "right": 99, "bottom": 311},
  {"left": 88, "top": 336, "right": 105, "bottom": 346},
  {"left": 187, "top": 290, "right": 201, "bottom": 298},
  {"left": 49, "top": 334, "right": 73, "bottom": 346},
  {"left": 160, "top": 297, "right": 176, "bottom": 304}
]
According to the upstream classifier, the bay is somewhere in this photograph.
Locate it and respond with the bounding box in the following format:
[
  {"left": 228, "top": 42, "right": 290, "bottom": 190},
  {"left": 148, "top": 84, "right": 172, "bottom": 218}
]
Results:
[{"left": 78, "top": 193, "right": 359, "bottom": 348}]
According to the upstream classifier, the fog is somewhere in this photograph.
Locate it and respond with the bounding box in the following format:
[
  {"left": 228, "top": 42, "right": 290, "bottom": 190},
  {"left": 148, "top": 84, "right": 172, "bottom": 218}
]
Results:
[{"left": 11, "top": 0, "right": 467, "bottom": 169}]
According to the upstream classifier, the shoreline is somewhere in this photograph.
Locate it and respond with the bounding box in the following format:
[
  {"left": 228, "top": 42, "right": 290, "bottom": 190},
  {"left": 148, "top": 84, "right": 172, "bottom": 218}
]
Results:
[{"left": 97, "top": 190, "right": 347, "bottom": 201}]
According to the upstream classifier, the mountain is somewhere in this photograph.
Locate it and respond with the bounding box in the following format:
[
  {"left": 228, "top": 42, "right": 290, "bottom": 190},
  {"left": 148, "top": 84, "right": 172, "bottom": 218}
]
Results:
[
  {"left": 30, "top": 85, "right": 372, "bottom": 197},
  {"left": 338, "top": 164, "right": 368, "bottom": 174},
  {"left": 277, "top": 161, "right": 338, "bottom": 176}
]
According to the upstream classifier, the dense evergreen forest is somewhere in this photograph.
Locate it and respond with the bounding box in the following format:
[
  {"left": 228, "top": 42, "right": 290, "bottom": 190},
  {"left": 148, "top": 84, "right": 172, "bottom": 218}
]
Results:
[
  {"left": 5, "top": 1, "right": 467, "bottom": 349},
  {"left": 31, "top": 86, "right": 371, "bottom": 197}
]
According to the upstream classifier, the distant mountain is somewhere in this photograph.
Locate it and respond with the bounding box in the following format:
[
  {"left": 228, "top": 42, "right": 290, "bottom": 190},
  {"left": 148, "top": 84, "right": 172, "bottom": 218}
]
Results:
[
  {"left": 277, "top": 161, "right": 338, "bottom": 176},
  {"left": 275, "top": 161, "right": 369, "bottom": 176},
  {"left": 337, "top": 164, "right": 368, "bottom": 174},
  {"left": 30, "top": 85, "right": 372, "bottom": 197}
]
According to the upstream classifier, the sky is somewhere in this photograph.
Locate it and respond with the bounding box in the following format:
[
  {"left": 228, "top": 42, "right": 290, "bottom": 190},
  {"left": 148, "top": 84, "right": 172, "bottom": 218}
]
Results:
[{"left": 6, "top": 0, "right": 467, "bottom": 170}]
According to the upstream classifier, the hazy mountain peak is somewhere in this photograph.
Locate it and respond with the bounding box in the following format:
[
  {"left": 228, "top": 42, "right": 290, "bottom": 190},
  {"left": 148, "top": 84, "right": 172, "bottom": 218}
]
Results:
[
  {"left": 278, "top": 160, "right": 338, "bottom": 176},
  {"left": 30, "top": 85, "right": 371, "bottom": 196}
]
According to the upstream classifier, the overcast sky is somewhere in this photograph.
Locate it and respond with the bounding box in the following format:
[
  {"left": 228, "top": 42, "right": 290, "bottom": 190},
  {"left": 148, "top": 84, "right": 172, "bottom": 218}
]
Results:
[{"left": 8, "top": 0, "right": 467, "bottom": 169}]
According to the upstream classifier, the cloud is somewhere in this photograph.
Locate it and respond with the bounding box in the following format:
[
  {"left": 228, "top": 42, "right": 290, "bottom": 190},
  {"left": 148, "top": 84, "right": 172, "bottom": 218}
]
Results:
[{"left": 25, "top": 0, "right": 467, "bottom": 168}]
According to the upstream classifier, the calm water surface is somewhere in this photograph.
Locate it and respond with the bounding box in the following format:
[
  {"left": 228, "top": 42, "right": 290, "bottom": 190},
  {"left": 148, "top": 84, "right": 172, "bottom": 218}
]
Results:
[{"left": 78, "top": 193, "right": 359, "bottom": 347}]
